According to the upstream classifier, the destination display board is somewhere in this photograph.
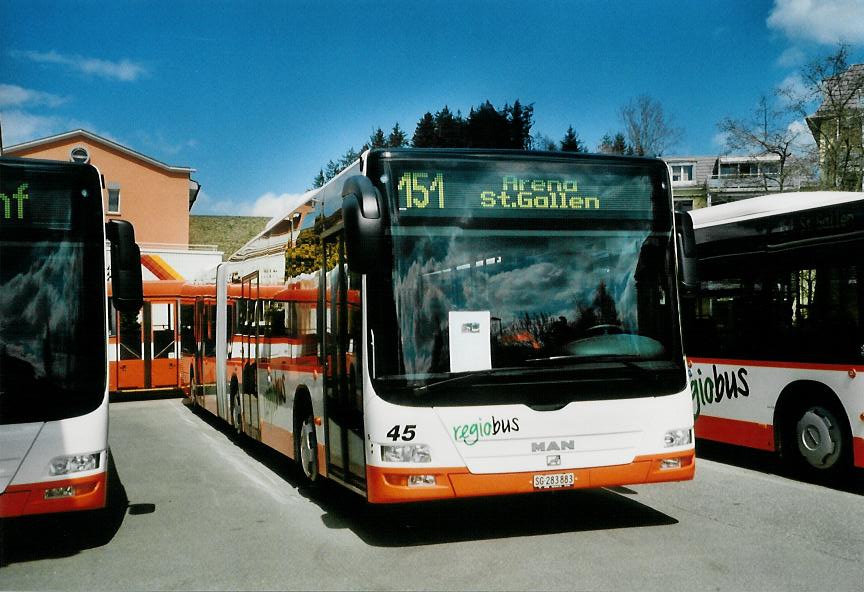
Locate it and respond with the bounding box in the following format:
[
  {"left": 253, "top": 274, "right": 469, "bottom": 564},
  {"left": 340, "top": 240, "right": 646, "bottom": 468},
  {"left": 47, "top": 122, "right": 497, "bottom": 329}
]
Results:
[
  {"left": 385, "top": 157, "right": 659, "bottom": 220},
  {"left": 0, "top": 163, "right": 79, "bottom": 231}
]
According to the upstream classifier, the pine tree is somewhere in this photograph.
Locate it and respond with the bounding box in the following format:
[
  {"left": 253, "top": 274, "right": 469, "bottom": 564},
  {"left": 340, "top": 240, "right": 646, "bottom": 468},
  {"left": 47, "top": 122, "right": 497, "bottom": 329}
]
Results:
[
  {"left": 466, "top": 101, "right": 508, "bottom": 147},
  {"left": 435, "top": 106, "right": 466, "bottom": 147},
  {"left": 598, "top": 133, "right": 631, "bottom": 155},
  {"left": 387, "top": 123, "right": 408, "bottom": 147},
  {"left": 368, "top": 128, "right": 387, "bottom": 149},
  {"left": 412, "top": 112, "right": 436, "bottom": 147},
  {"left": 508, "top": 100, "right": 534, "bottom": 149},
  {"left": 560, "top": 126, "right": 584, "bottom": 152}
]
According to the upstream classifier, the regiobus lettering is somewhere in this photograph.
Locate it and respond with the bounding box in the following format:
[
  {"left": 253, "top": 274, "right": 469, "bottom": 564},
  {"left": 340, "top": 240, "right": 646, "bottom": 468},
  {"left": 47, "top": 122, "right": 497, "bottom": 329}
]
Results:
[
  {"left": 452, "top": 416, "right": 521, "bottom": 446},
  {"left": 690, "top": 365, "right": 750, "bottom": 417}
]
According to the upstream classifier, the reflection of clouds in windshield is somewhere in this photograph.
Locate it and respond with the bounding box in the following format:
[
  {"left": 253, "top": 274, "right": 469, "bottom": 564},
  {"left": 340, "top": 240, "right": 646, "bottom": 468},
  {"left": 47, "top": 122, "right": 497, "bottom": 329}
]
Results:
[
  {"left": 0, "top": 243, "right": 82, "bottom": 379},
  {"left": 485, "top": 261, "right": 576, "bottom": 316},
  {"left": 395, "top": 250, "right": 454, "bottom": 375},
  {"left": 392, "top": 231, "right": 651, "bottom": 374}
]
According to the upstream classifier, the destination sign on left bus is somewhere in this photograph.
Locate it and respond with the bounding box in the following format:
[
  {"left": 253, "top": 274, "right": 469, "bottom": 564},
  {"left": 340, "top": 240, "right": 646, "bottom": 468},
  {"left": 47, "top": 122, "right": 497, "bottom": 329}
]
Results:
[
  {"left": 386, "top": 158, "right": 657, "bottom": 220},
  {"left": 0, "top": 180, "right": 74, "bottom": 230}
]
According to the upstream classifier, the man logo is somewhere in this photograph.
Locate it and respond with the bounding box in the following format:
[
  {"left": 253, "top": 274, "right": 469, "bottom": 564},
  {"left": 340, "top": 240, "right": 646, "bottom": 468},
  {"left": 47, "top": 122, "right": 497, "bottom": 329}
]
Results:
[
  {"left": 532, "top": 440, "right": 575, "bottom": 453},
  {"left": 547, "top": 455, "right": 561, "bottom": 467}
]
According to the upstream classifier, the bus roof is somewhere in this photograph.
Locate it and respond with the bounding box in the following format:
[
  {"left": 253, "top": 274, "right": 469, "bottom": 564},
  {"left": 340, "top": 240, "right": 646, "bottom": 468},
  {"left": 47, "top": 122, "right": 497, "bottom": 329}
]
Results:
[{"left": 689, "top": 191, "right": 864, "bottom": 229}]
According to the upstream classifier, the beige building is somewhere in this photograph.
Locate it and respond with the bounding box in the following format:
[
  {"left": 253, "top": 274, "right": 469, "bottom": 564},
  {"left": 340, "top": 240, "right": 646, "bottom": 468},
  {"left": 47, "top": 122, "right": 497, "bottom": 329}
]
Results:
[{"left": 5, "top": 129, "right": 200, "bottom": 247}]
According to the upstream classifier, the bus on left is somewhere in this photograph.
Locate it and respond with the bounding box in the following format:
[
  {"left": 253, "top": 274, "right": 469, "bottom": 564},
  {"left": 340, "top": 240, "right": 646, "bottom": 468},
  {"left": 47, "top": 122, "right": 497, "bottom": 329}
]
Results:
[{"left": 0, "top": 156, "right": 142, "bottom": 517}]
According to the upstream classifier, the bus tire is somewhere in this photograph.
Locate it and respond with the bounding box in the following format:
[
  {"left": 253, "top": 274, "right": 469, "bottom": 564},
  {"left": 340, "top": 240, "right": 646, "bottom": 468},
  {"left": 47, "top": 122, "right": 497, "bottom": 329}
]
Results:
[
  {"left": 782, "top": 394, "right": 851, "bottom": 480},
  {"left": 294, "top": 401, "right": 319, "bottom": 485}
]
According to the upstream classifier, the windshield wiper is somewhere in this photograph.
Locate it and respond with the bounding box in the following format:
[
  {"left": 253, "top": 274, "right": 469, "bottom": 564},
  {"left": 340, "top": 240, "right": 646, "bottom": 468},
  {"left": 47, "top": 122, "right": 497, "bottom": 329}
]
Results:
[{"left": 415, "top": 370, "right": 495, "bottom": 392}]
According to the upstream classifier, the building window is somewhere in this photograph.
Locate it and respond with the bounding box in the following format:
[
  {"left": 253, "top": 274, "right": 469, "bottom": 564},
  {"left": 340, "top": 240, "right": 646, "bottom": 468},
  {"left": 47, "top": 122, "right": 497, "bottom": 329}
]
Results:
[
  {"left": 108, "top": 183, "right": 121, "bottom": 214},
  {"left": 670, "top": 164, "right": 693, "bottom": 183},
  {"left": 70, "top": 146, "right": 90, "bottom": 163}
]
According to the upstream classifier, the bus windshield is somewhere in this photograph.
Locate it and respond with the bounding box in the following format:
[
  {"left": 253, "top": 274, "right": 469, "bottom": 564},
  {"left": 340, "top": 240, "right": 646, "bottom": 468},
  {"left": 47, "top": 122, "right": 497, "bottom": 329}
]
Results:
[
  {"left": 369, "top": 153, "right": 684, "bottom": 404},
  {"left": 0, "top": 162, "right": 107, "bottom": 424}
]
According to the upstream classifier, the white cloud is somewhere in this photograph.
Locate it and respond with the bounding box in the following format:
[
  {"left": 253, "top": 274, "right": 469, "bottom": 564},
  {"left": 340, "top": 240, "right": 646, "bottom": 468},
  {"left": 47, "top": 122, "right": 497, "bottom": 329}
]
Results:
[
  {"left": 0, "top": 84, "right": 67, "bottom": 108},
  {"left": 13, "top": 50, "right": 147, "bottom": 81},
  {"left": 192, "top": 190, "right": 308, "bottom": 218},
  {"left": 788, "top": 119, "right": 816, "bottom": 147},
  {"left": 0, "top": 109, "right": 64, "bottom": 146},
  {"left": 713, "top": 131, "right": 730, "bottom": 150},
  {"left": 768, "top": 0, "right": 864, "bottom": 44},
  {"left": 249, "top": 192, "right": 308, "bottom": 218},
  {"left": 135, "top": 131, "right": 198, "bottom": 157},
  {"left": 777, "top": 46, "right": 806, "bottom": 68},
  {"left": 191, "top": 190, "right": 235, "bottom": 215}
]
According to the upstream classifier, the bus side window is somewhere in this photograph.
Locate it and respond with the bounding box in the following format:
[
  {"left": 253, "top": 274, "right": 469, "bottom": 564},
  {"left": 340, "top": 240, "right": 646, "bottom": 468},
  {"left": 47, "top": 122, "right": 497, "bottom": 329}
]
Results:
[
  {"left": 107, "top": 298, "right": 117, "bottom": 338},
  {"left": 180, "top": 304, "right": 195, "bottom": 355}
]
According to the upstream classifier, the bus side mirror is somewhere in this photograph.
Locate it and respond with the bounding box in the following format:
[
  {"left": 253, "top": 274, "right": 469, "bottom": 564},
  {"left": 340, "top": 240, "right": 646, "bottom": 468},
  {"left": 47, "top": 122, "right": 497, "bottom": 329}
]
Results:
[
  {"left": 342, "top": 175, "right": 385, "bottom": 274},
  {"left": 675, "top": 212, "right": 698, "bottom": 294},
  {"left": 106, "top": 219, "right": 143, "bottom": 313}
]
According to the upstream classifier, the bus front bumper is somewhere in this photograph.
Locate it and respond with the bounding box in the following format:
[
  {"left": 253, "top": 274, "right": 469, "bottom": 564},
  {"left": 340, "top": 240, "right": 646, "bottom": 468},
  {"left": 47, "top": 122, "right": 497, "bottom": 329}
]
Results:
[
  {"left": 0, "top": 472, "right": 107, "bottom": 518},
  {"left": 366, "top": 451, "right": 695, "bottom": 503}
]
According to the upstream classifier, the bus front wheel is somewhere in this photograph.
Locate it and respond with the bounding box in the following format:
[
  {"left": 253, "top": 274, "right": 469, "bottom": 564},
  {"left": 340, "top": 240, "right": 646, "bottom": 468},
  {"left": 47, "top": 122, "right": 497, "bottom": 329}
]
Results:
[{"left": 785, "top": 400, "right": 851, "bottom": 479}]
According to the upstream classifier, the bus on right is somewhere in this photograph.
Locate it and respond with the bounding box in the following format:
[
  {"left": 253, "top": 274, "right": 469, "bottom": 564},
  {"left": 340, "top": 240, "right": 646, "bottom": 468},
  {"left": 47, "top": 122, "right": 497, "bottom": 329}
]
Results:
[{"left": 682, "top": 191, "right": 864, "bottom": 480}]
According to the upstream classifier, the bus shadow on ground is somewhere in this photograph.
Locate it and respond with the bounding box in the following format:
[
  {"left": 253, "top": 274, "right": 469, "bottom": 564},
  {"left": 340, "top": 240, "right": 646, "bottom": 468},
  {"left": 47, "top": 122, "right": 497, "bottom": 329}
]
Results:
[
  {"left": 0, "top": 452, "right": 136, "bottom": 567},
  {"left": 316, "top": 485, "right": 679, "bottom": 548},
  {"left": 696, "top": 439, "right": 864, "bottom": 495},
  {"left": 183, "top": 402, "right": 680, "bottom": 547}
]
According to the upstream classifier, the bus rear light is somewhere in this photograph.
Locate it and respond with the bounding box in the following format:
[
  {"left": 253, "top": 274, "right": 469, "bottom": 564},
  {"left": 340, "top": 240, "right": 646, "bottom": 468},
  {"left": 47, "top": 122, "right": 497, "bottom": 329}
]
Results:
[
  {"left": 663, "top": 428, "right": 693, "bottom": 448},
  {"left": 381, "top": 444, "right": 431, "bottom": 463},
  {"left": 48, "top": 453, "right": 101, "bottom": 476}
]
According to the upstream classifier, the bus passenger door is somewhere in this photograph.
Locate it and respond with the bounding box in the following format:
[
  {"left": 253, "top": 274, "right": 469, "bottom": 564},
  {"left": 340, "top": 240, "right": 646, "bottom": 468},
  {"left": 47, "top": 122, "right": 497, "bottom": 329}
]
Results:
[
  {"left": 241, "top": 273, "right": 261, "bottom": 439},
  {"left": 149, "top": 300, "right": 179, "bottom": 388},
  {"left": 116, "top": 306, "right": 144, "bottom": 390},
  {"left": 323, "top": 234, "right": 366, "bottom": 490}
]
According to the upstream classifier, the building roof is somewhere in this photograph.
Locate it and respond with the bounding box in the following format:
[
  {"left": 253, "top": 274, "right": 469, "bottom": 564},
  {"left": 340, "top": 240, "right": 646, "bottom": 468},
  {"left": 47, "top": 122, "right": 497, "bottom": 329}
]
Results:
[
  {"left": 812, "top": 63, "right": 864, "bottom": 118},
  {"left": 4, "top": 129, "right": 196, "bottom": 175}
]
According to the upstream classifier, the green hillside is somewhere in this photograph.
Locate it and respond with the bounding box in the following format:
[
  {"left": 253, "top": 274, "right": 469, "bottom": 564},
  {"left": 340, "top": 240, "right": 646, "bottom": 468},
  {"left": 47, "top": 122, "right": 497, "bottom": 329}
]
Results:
[{"left": 189, "top": 215, "right": 269, "bottom": 260}]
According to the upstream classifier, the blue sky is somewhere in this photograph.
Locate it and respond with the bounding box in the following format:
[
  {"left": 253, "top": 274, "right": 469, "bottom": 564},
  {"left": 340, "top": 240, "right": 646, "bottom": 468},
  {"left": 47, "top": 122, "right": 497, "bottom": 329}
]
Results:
[{"left": 2, "top": 0, "right": 863, "bottom": 216}]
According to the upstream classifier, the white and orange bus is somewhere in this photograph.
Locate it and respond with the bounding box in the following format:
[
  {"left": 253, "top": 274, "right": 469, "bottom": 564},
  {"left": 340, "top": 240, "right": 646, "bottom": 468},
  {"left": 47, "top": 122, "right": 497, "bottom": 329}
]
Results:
[
  {"left": 108, "top": 280, "right": 219, "bottom": 397},
  {"left": 683, "top": 191, "right": 864, "bottom": 479},
  {"left": 0, "top": 156, "right": 142, "bottom": 517},
  {"left": 188, "top": 148, "right": 696, "bottom": 502}
]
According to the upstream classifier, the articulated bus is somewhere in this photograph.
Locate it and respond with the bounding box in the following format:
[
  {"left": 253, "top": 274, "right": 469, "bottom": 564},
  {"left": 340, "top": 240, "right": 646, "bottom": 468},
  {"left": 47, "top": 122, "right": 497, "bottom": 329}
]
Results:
[
  {"left": 187, "top": 148, "right": 696, "bottom": 503},
  {"left": 683, "top": 191, "right": 864, "bottom": 479},
  {"left": 0, "top": 156, "right": 142, "bottom": 517},
  {"left": 108, "top": 280, "right": 218, "bottom": 397}
]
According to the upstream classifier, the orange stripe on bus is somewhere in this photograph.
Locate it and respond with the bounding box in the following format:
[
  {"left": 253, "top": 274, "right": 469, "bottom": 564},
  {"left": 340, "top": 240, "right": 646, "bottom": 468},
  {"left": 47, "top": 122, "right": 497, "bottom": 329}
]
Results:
[
  {"left": 260, "top": 421, "right": 295, "bottom": 459},
  {"left": 695, "top": 414, "right": 775, "bottom": 451},
  {"left": 365, "top": 451, "right": 695, "bottom": 503}
]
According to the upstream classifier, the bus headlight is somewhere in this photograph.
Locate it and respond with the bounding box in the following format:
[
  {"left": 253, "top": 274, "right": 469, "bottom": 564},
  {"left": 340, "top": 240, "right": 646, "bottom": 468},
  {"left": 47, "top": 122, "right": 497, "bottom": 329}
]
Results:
[
  {"left": 381, "top": 444, "right": 432, "bottom": 463},
  {"left": 49, "top": 453, "right": 101, "bottom": 476},
  {"left": 663, "top": 428, "right": 693, "bottom": 448}
]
